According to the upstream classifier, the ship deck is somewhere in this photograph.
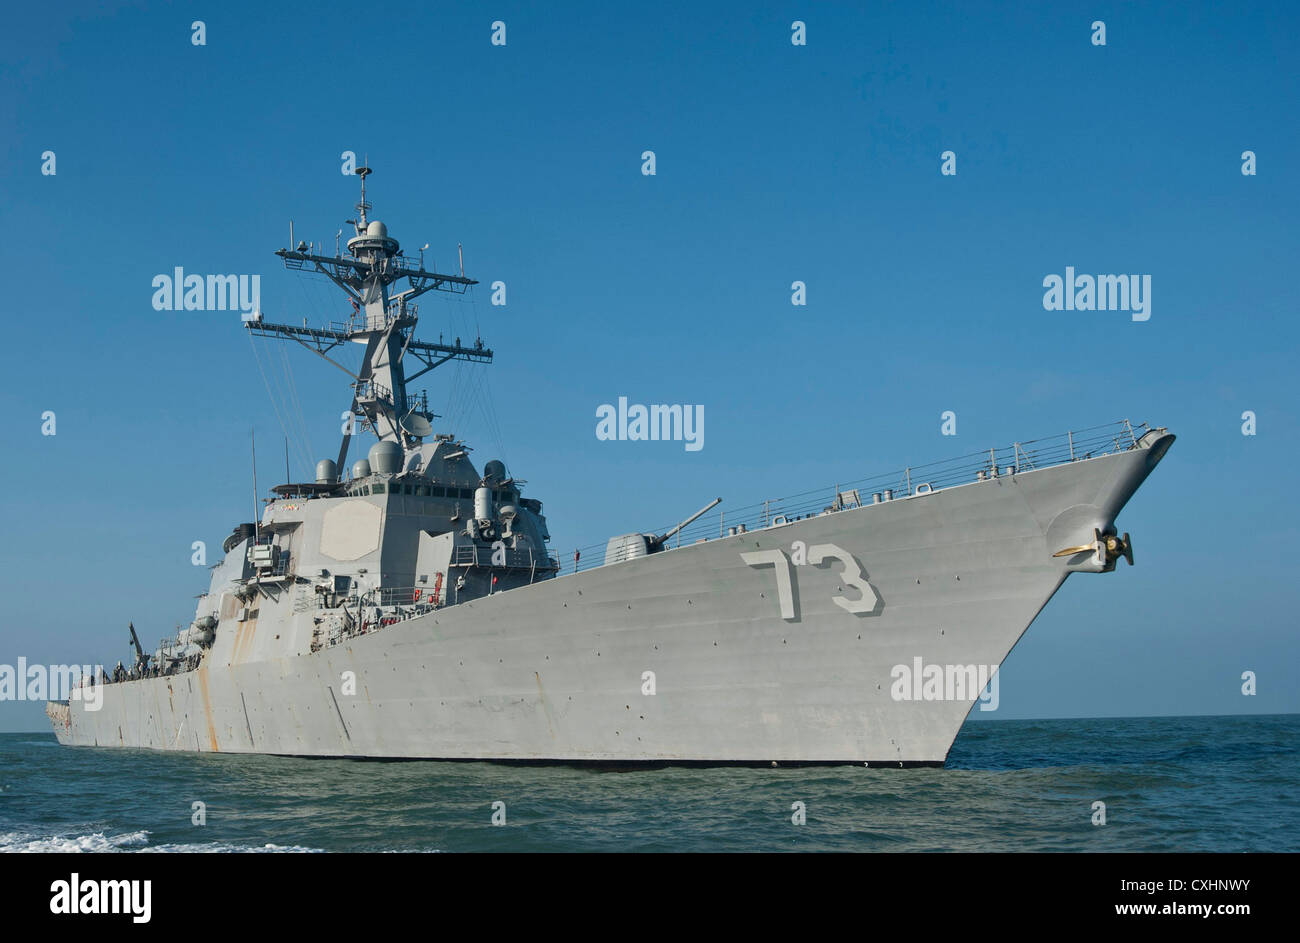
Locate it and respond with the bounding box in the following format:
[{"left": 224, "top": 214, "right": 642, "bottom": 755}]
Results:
[{"left": 570, "top": 419, "right": 1160, "bottom": 573}]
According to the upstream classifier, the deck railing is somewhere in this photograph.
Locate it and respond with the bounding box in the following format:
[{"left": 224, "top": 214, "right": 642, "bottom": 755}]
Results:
[
  {"left": 450, "top": 544, "right": 561, "bottom": 570},
  {"left": 564, "top": 419, "right": 1154, "bottom": 574}
]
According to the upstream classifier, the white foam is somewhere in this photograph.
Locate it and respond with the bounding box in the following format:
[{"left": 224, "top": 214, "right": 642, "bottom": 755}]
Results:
[
  {"left": 141, "top": 842, "right": 320, "bottom": 853},
  {"left": 0, "top": 829, "right": 149, "bottom": 853},
  {"left": 0, "top": 829, "right": 319, "bottom": 853}
]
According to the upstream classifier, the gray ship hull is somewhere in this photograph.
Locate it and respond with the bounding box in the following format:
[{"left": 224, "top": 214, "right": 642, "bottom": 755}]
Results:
[{"left": 48, "top": 432, "right": 1172, "bottom": 764}]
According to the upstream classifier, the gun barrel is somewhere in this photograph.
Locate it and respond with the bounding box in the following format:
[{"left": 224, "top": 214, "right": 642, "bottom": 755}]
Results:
[{"left": 656, "top": 497, "right": 722, "bottom": 546}]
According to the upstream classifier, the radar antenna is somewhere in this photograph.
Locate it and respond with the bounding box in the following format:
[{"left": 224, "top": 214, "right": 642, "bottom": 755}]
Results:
[
  {"left": 245, "top": 168, "right": 492, "bottom": 474},
  {"left": 355, "top": 165, "right": 372, "bottom": 227}
]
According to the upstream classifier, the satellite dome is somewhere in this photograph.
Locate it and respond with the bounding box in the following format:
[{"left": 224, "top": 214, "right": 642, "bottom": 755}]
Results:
[
  {"left": 368, "top": 440, "right": 402, "bottom": 475},
  {"left": 347, "top": 218, "right": 398, "bottom": 257}
]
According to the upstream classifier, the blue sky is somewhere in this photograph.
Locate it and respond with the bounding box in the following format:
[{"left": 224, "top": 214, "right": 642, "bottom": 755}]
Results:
[{"left": 1, "top": 0, "right": 1296, "bottom": 729}]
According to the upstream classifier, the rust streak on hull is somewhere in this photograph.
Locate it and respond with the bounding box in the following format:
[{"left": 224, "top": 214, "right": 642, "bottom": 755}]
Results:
[{"left": 196, "top": 664, "right": 220, "bottom": 752}]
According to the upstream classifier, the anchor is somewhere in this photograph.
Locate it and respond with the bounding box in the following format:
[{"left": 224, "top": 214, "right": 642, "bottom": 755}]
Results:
[{"left": 1053, "top": 528, "right": 1133, "bottom": 572}]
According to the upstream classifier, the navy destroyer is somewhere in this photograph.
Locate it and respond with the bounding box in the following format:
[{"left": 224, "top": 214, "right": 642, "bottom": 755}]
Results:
[{"left": 47, "top": 170, "right": 1175, "bottom": 764}]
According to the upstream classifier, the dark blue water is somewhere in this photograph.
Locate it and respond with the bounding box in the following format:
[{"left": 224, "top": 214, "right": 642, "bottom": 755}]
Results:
[{"left": 1, "top": 714, "right": 1295, "bottom": 852}]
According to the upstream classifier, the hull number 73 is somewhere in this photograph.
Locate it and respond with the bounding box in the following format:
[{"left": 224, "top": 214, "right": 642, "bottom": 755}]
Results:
[{"left": 741, "top": 544, "right": 880, "bottom": 621}]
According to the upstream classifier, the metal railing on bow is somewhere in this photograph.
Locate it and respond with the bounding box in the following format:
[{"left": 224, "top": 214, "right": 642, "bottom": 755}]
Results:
[{"left": 563, "top": 420, "right": 1153, "bottom": 575}]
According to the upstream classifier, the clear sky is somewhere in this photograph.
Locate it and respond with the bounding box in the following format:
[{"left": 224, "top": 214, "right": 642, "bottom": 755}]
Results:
[{"left": 1, "top": 1, "right": 1296, "bottom": 730}]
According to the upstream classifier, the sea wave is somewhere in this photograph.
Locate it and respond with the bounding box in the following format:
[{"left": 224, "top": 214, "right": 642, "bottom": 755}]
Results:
[
  {"left": 0, "top": 829, "right": 320, "bottom": 853},
  {"left": 0, "top": 829, "right": 150, "bottom": 853}
]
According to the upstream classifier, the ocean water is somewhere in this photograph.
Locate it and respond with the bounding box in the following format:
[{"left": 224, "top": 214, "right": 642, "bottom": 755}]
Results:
[{"left": 1, "top": 714, "right": 1295, "bottom": 852}]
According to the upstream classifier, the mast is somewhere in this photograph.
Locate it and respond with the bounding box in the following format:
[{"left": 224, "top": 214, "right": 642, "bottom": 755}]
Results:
[
  {"left": 246, "top": 168, "right": 492, "bottom": 473},
  {"left": 251, "top": 429, "right": 259, "bottom": 536}
]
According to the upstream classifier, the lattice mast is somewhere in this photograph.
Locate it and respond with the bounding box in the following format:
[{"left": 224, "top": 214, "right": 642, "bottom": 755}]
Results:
[{"left": 246, "top": 167, "right": 491, "bottom": 472}]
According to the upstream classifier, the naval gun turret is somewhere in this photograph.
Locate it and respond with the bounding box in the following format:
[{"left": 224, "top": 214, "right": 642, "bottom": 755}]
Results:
[{"left": 604, "top": 498, "right": 723, "bottom": 565}]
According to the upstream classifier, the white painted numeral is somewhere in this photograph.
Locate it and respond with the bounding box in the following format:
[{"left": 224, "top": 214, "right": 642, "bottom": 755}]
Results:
[
  {"left": 807, "top": 543, "right": 880, "bottom": 614},
  {"left": 741, "top": 549, "right": 796, "bottom": 620},
  {"left": 741, "top": 543, "right": 879, "bottom": 620}
]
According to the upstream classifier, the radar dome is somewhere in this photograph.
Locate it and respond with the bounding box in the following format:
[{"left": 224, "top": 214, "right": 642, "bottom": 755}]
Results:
[
  {"left": 352, "top": 459, "right": 371, "bottom": 479},
  {"left": 367, "top": 220, "right": 388, "bottom": 238},
  {"left": 369, "top": 440, "right": 402, "bottom": 475},
  {"left": 483, "top": 459, "right": 507, "bottom": 484}
]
